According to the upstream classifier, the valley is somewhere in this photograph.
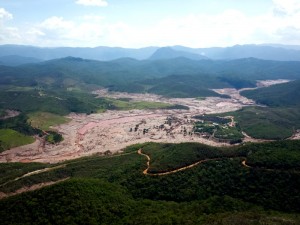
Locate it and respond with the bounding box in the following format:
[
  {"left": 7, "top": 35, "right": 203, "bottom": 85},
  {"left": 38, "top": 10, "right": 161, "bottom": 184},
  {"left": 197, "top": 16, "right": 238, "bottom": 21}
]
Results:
[
  {"left": 0, "top": 96, "right": 242, "bottom": 163},
  {"left": 0, "top": 79, "right": 292, "bottom": 163},
  {"left": 0, "top": 63, "right": 299, "bottom": 224},
  {"left": 1, "top": 0, "right": 300, "bottom": 223}
]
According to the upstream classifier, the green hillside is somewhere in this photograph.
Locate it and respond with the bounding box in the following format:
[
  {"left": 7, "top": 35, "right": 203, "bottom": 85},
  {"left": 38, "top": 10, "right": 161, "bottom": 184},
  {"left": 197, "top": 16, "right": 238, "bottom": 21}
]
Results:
[
  {"left": 1, "top": 179, "right": 298, "bottom": 225},
  {"left": 0, "top": 141, "right": 300, "bottom": 224},
  {"left": 0, "top": 57, "right": 299, "bottom": 110},
  {"left": 0, "top": 113, "right": 42, "bottom": 137},
  {"left": 139, "top": 75, "right": 233, "bottom": 98},
  {"left": 1, "top": 57, "right": 300, "bottom": 96},
  {"left": 0, "top": 129, "right": 34, "bottom": 152},
  {"left": 1, "top": 56, "right": 300, "bottom": 224},
  {"left": 222, "top": 106, "right": 300, "bottom": 140},
  {"left": 218, "top": 80, "right": 300, "bottom": 140},
  {"left": 0, "top": 89, "right": 111, "bottom": 115},
  {"left": 28, "top": 112, "right": 71, "bottom": 131},
  {"left": 241, "top": 80, "right": 300, "bottom": 107}
]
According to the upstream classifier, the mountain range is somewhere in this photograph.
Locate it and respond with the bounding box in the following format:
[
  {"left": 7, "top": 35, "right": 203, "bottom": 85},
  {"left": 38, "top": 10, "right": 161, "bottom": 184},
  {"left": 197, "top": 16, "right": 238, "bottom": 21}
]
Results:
[{"left": 1, "top": 44, "right": 300, "bottom": 65}]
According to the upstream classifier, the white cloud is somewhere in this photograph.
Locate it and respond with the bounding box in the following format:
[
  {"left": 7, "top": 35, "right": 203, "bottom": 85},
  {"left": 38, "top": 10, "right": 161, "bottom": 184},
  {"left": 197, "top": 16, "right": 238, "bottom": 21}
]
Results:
[
  {"left": 21, "top": 16, "right": 106, "bottom": 47},
  {"left": 0, "top": 27, "right": 21, "bottom": 44},
  {"left": 75, "top": 0, "right": 108, "bottom": 7},
  {"left": 0, "top": 8, "right": 21, "bottom": 45},
  {"left": 1, "top": 1, "right": 300, "bottom": 48},
  {"left": 40, "top": 16, "right": 74, "bottom": 30},
  {"left": 99, "top": 10, "right": 268, "bottom": 48},
  {"left": 272, "top": 0, "right": 300, "bottom": 15},
  {"left": 269, "top": 0, "right": 300, "bottom": 44},
  {"left": 82, "top": 14, "right": 105, "bottom": 22},
  {"left": 0, "top": 8, "right": 13, "bottom": 21},
  {"left": 27, "top": 28, "right": 45, "bottom": 37},
  {"left": 16, "top": 8, "right": 297, "bottom": 48}
]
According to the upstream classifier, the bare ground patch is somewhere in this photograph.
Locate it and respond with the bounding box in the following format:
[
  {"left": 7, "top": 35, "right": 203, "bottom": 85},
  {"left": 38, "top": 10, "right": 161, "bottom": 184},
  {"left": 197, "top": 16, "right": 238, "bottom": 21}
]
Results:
[{"left": 1, "top": 80, "right": 288, "bottom": 164}]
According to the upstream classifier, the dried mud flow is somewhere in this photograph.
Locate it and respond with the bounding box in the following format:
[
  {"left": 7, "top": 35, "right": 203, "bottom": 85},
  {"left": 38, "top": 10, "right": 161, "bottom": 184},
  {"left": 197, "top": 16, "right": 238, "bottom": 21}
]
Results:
[{"left": 0, "top": 80, "right": 293, "bottom": 163}]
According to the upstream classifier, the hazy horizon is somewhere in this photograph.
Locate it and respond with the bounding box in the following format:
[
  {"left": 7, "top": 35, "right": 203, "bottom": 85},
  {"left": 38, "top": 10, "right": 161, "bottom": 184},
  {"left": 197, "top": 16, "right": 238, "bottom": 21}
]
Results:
[
  {"left": 0, "top": 0, "right": 300, "bottom": 48},
  {"left": 1, "top": 43, "right": 299, "bottom": 49}
]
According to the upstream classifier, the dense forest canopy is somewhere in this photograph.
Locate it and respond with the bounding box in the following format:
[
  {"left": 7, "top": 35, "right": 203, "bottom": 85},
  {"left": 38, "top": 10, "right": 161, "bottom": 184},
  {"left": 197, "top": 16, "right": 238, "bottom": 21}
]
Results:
[{"left": 0, "top": 141, "right": 300, "bottom": 224}]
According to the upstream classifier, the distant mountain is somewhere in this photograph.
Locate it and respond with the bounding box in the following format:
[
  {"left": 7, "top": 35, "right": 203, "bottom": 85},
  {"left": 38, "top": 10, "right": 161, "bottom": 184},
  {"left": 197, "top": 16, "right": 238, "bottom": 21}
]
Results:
[
  {"left": 214, "top": 45, "right": 300, "bottom": 61},
  {"left": 0, "top": 55, "right": 42, "bottom": 66},
  {"left": 260, "top": 44, "right": 300, "bottom": 51},
  {"left": 0, "top": 45, "right": 158, "bottom": 61},
  {"left": 149, "top": 47, "right": 208, "bottom": 60},
  {"left": 1, "top": 44, "right": 300, "bottom": 62},
  {"left": 172, "top": 45, "right": 300, "bottom": 61}
]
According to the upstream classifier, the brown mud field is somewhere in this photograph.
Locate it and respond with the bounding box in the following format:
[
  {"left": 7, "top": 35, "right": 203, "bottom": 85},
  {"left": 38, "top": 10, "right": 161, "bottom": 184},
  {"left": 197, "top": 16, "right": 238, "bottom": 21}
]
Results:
[{"left": 0, "top": 80, "right": 292, "bottom": 163}]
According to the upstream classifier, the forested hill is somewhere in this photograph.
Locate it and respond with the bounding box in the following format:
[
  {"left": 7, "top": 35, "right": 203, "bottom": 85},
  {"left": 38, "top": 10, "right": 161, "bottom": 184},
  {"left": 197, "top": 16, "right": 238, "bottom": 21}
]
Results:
[
  {"left": 1, "top": 141, "right": 300, "bottom": 224},
  {"left": 230, "top": 80, "right": 300, "bottom": 140},
  {"left": 241, "top": 80, "right": 300, "bottom": 107},
  {"left": 1, "top": 57, "right": 300, "bottom": 94}
]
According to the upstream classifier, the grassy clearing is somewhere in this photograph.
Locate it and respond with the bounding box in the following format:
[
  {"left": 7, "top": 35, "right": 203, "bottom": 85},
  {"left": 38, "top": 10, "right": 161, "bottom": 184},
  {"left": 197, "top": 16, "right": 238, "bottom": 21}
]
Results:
[
  {"left": 28, "top": 112, "right": 70, "bottom": 131},
  {"left": 109, "top": 98, "right": 178, "bottom": 110},
  {"left": 0, "top": 129, "right": 34, "bottom": 152}
]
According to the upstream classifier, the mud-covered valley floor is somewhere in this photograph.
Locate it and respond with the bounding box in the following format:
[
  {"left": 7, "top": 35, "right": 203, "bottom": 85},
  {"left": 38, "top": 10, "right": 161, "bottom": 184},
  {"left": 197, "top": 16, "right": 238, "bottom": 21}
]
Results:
[{"left": 0, "top": 80, "right": 292, "bottom": 163}]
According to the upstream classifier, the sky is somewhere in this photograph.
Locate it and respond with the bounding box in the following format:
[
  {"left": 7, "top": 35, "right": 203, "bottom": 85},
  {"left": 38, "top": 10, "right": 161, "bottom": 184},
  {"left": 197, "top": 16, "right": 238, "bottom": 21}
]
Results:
[{"left": 0, "top": 0, "right": 300, "bottom": 48}]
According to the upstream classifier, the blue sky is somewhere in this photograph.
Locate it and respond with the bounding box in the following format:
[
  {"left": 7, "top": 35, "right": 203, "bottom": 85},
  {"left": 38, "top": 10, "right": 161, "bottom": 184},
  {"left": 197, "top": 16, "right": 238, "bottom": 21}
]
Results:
[{"left": 0, "top": 0, "right": 299, "bottom": 48}]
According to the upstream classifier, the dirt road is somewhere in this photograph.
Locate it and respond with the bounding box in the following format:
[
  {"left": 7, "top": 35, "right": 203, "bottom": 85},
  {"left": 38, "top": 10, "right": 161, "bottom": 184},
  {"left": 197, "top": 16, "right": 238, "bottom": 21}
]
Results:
[
  {"left": 138, "top": 149, "right": 223, "bottom": 176},
  {"left": 0, "top": 178, "right": 69, "bottom": 200}
]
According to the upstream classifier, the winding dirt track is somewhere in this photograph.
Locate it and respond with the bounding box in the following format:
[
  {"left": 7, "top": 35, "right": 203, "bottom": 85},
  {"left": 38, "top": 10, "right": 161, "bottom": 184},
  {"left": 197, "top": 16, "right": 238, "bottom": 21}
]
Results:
[
  {"left": 0, "top": 164, "right": 66, "bottom": 188},
  {"left": 0, "top": 152, "right": 136, "bottom": 199},
  {"left": 2, "top": 149, "right": 299, "bottom": 200},
  {"left": 241, "top": 160, "right": 251, "bottom": 168},
  {"left": 137, "top": 149, "right": 300, "bottom": 176},
  {"left": 137, "top": 149, "right": 223, "bottom": 176},
  {"left": 0, "top": 178, "right": 69, "bottom": 200}
]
